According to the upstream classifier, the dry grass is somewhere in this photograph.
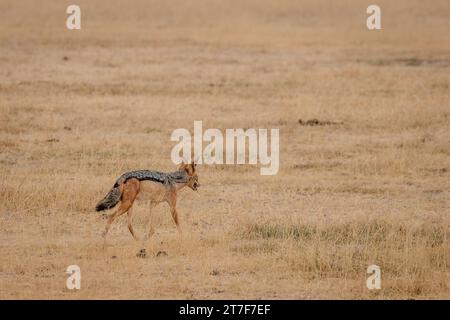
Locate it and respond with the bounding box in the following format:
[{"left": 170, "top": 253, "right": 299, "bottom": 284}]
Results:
[{"left": 0, "top": 0, "right": 449, "bottom": 299}]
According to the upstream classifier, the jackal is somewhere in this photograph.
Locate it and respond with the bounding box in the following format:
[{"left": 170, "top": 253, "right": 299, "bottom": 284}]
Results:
[{"left": 95, "top": 163, "right": 199, "bottom": 242}]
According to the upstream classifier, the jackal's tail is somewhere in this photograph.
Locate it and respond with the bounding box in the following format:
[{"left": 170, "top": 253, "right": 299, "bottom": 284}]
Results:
[{"left": 95, "top": 186, "right": 121, "bottom": 211}]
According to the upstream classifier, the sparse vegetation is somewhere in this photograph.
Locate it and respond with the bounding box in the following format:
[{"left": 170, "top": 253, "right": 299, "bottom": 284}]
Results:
[{"left": 0, "top": 0, "right": 449, "bottom": 299}]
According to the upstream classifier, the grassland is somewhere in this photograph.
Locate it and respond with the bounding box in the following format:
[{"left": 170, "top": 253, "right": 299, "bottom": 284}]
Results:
[{"left": 0, "top": 0, "right": 449, "bottom": 299}]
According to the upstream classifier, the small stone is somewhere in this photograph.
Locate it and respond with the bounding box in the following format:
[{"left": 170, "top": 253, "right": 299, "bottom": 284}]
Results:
[{"left": 210, "top": 269, "right": 220, "bottom": 276}]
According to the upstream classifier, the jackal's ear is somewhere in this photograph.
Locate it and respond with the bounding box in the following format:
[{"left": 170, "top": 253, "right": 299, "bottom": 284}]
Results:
[{"left": 182, "top": 163, "right": 195, "bottom": 175}]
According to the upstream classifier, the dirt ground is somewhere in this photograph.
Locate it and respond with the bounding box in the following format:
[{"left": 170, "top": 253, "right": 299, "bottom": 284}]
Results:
[{"left": 0, "top": 0, "right": 449, "bottom": 299}]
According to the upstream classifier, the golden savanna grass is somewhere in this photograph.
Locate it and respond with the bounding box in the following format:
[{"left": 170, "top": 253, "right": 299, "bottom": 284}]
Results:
[{"left": 0, "top": 0, "right": 449, "bottom": 299}]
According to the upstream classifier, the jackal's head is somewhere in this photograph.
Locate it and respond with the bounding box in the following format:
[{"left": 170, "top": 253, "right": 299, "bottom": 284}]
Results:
[{"left": 179, "top": 162, "right": 200, "bottom": 191}]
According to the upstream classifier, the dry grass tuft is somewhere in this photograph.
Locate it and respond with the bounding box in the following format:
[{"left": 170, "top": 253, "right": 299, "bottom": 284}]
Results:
[{"left": 238, "top": 219, "right": 450, "bottom": 296}]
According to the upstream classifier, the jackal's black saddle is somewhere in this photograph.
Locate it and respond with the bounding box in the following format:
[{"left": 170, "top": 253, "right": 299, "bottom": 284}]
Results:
[{"left": 113, "top": 170, "right": 188, "bottom": 188}]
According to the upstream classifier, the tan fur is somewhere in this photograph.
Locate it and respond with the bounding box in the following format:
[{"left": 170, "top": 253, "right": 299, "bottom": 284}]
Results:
[{"left": 101, "top": 163, "right": 199, "bottom": 245}]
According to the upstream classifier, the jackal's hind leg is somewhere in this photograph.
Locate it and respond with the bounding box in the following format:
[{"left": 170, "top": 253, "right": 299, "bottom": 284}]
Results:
[
  {"left": 170, "top": 207, "right": 181, "bottom": 233},
  {"left": 102, "top": 178, "right": 139, "bottom": 245},
  {"left": 166, "top": 193, "right": 181, "bottom": 233},
  {"left": 168, "top": 200, "right": 181, "bottom": 234}
]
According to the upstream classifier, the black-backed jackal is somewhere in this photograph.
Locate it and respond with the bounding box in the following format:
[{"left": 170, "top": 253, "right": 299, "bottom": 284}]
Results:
[{"left": 95, "top": 163, "right": 199, "bottom": 243}]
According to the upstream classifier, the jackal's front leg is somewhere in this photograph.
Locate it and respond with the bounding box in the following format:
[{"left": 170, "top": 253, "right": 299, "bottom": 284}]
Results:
[
  {"left": 166, "top": 189, "right": 181, "bottom": 233},
  {"left": 102, "top": 199, "right": 132, "bottom": 245}
]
